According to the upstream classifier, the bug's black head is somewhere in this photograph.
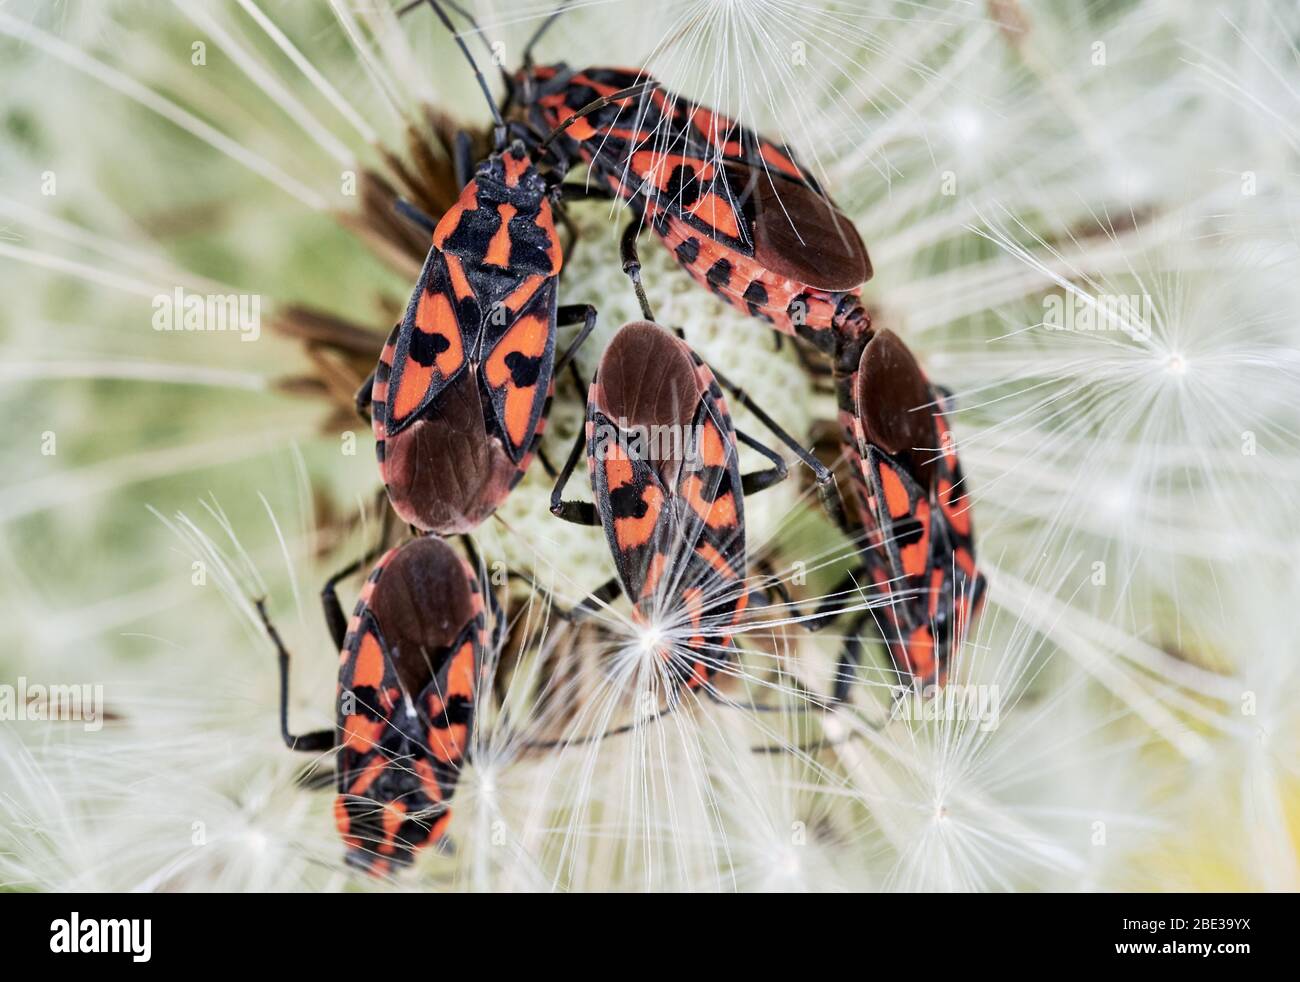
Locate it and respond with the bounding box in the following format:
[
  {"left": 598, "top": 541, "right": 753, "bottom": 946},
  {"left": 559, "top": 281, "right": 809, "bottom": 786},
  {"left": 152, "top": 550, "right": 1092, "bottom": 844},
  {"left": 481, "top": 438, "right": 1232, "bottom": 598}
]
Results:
[
  {"left": 473, "top": 141, "right": 547, "bottom": 210},
  {"left": 513, "top": 61, "right": 573, "bottom": 109}
]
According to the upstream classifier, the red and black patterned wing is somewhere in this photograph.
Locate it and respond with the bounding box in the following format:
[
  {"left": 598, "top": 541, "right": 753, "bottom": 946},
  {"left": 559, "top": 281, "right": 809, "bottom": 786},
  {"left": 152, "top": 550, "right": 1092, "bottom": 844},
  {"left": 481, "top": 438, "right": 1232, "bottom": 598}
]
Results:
[
  {"left": 675, "top": 369, "right": 747, "bottom": 591},
  {"left": 378, "top": 247, "right": 473, "bottom": 436},
  {"left": 663, "top": 377, "right": 752, "bottom": 690},
  {"left": 854, "top": 331, "right": 986, "bottom": 683},
  {"left": 529, "top": 66, "right": 823, "bottom": 193},
  {"left": 930, "top": 390, "right": 981, "bottom": 588},
  {"left": 480, "top": 275, "right": 559, "bottom": 462},
  {"left": 638, "top": 158, "right": 869, "bottom": 290},
  {"left": 589, "top": 411, "right": 674, "bottom": 605},
  {"left": 586, "top": 322, "right": 708, "bottom": 607},
  {"left": 332, "top": 538, "right": 484, "bottom": 876}
]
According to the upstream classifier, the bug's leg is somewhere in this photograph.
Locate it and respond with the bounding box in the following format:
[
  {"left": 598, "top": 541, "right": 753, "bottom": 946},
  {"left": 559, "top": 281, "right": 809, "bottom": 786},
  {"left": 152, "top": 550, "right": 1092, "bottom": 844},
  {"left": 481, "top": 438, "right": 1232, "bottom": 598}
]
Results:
[
  {"left": 255, "top": 599, "right": 335, "bottom": 753},
  {"left": 296, "top": 767, "right": 337, "bottom": 790},
  {"left": 564, "top": 186, "right": 658, "bottom": 324},
  {"left": 522, "top": 0, "right": 570, "bottom": 68},
  {"left": 550, "top": 422, "right": 599, "bottom": 526},
  {"left": 710, "top": 365, "right": 845, "bottom": 525},
  {"left": 554, "top": 304, "right": 598, "bottom": 371},
  {"left": 568, "top": 576, "right": 623, "bottom": 620},
  {"left": 320, "top": 562, "right": 356, "bottom": 654},
  {"left": 393, "top": 198, "right": 440, "bottom": 236},
  {"left": 735, "top": 428, "right": 788, "bottom": 496},
  {"left": 558, "top": 182, "right": 618, "bottom": 202},
  {"left": 354, "top": 368, "right": 376, "bottom": 423},
  {"left": 832, "top": 614, "right": 870, "bottom": 704},
  {"left": 802, "top": 568, "right": 869, "bottom": 634},
  {"left": 745, "top": 558, "right": 808, "bottom": 623},
  {"left": 453, "top": 129, "right": 476, "bottom": 191},
  {"left": 537, "top": 447, "right": 558, "bottom": 479},
  {"left": 517, "top": 685, "right": 681, "bottom": 752},
  {"left": 620, "top": 214, "right": 657, "bottom": 323},
  {"left": 464, "top": 536, "right": 510, "bottom": 654},
  {"left": 320, "top": 524, "right": 392, "bottom": 649}
]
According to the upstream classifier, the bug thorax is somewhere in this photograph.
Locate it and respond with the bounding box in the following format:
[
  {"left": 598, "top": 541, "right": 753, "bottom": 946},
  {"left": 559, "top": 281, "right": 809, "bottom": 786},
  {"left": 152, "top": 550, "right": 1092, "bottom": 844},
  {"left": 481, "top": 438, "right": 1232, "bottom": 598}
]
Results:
[{"left": 473, "top": 142, "right": 547, "bottom": 212}]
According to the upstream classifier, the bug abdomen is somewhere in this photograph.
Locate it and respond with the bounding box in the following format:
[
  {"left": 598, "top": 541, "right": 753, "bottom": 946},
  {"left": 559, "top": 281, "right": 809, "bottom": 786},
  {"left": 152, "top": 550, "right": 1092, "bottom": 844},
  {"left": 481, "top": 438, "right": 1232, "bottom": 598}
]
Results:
[{"left": 655, "top": 214, "right": 863, "bottom": 353}]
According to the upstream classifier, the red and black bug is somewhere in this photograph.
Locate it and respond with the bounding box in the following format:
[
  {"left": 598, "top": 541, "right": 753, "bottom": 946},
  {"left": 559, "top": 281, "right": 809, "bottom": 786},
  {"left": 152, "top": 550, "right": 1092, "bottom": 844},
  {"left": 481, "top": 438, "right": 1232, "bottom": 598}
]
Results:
[
  {"left": 358, "top": 2, "right": 655, "bottom": 534},
  {"left": 549, "top": 320, "right": 807, "bottom": 693},
  {"left": 821, "top": 330, "right": 986, "bottom": 693},
  {"left": 513, "top": 63, "right": 873, "bottom": 353},
  {"left": 397, "top": 3, "right": 984, "bottom": 694},
  {"left": 508, "top": 44, "right": 985, "bottom": 694},
  {"left": 257, "top": 535, "right": 487, "bottom": 876}
]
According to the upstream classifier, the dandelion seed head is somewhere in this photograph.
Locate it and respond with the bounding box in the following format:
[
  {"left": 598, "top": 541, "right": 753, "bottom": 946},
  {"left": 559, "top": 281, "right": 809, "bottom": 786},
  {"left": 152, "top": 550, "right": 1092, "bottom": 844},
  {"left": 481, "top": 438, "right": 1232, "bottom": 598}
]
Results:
[
  {"left": 947, "top": 106, "right": 983, "bottom": 146},
  {"left": 634, "top": 620, "right": 666, "bottom": 658}
]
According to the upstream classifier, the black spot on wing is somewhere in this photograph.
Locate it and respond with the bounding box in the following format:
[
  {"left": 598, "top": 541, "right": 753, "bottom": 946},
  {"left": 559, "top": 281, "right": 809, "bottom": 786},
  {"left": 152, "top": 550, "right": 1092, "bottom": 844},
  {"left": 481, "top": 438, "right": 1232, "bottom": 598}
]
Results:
[
  {"left": 504, "top": 350, "right": 544, "bottom": 388},
  {"left": 443, "top": 205, "right": 500, "bottom": 256},
  {"left": 706, "top": 258, "right": 733, "bottom": 289},
  {"left": 675, "top": 237, "right": 701, "bottom": 267},
  {"left": 609, "top": 482, "right": 651, "bottom": 520},
  {"left": 349, "top": 685, "right": 385, "bottom": 722},
  {"left": 408, "top": 330, "right": 451, "bottom": 368},
  {"left": 508, "top": 234, "right": 551, "bottom": 274},
  {"left": 665, "top": 163, "right": 701, "bottom": 207}
]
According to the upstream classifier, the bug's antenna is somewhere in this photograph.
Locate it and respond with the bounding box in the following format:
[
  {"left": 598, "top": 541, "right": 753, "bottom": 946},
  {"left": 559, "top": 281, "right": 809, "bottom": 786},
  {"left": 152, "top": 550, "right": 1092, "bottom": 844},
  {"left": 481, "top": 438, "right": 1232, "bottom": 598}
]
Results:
[
  {"left": 431, "top": 0, "right": 513, "bottom": 93},
  {"left": 538, "top": 80, "right": 660, "bottom": 155},
  {"left": 400, "top": 0, "right": 507, "bottom": 148},
  {"left": 523, "top": 0, "right": 572, "bottom": 68}
]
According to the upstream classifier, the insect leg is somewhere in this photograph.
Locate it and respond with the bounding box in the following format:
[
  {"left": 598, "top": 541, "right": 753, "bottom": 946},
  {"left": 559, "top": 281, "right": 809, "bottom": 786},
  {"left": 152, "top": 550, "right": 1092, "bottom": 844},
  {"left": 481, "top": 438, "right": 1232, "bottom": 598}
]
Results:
[
  {"left": 746, "top": 558, "right": 808, "bottom": 623},
  {"left": 320, "top": 524, "right": 393, "bottom": 650},
  {"left": 620, "top": 213, "right": 656, "bottom": 323},
  {"left": 568, "top": 576, "right": 623, "bottom": 620},
  {"left": 554, "top": 304, "right": 598, "bottom": 372},
  {"left": 255, "top": 598, "right": 335, "bottom": 753},
  {"left": 453, "top": 129, "right": 476, "bottom": 190},
  {"left": 802, "top": 567, "right": 872, "bottom": 634},
  {"left": 557, "top": 182, "right": 617, "bottom": 202},
  {"left": 354, "top": 367, "right": 376, "bottom": 422},
  {"left": 735, "top": 428, "right": 788, "bottom": 495},
  {"left": 549, "top": 423, "right": 599, "bottom": 526},
  {"left": 552, "top": 185, "right": 648, "bottom": 314},
  {"left": 710, "top": 364, "right": 845, "bottom": 525},
  {"left": 833, "top": 615, "right": 867, "bottom": 703},
  {"left": 393, "top": 198, "right": 440, "bottom": 236},
  {"left": 522, "top": 0, "right": 572, "bottom": 68}
]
